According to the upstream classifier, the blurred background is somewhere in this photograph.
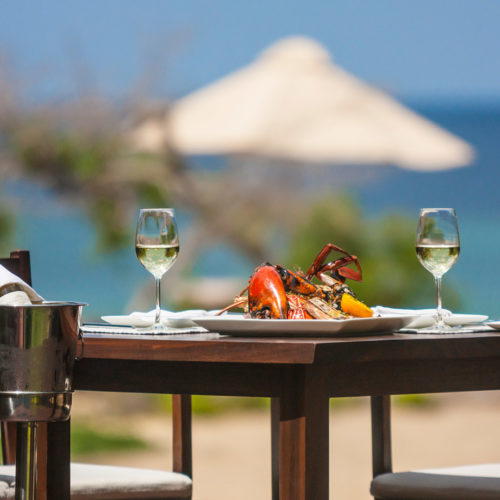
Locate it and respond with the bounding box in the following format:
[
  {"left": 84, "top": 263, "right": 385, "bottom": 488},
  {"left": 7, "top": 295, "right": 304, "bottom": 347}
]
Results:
[
  {"left": 1, "top": 1, "right": 500, "bottom": 499},
  {"left": 1, "top": 0, "right": 499, "bottom": 320}
]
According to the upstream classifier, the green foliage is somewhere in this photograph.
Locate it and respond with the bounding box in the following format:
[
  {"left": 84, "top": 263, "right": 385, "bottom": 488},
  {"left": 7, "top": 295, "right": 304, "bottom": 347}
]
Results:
[
  {"left": 2, "top": 106, "right": 179, "bottom": 253},
  {"left": 70, "top": 421, "right": 148, "bottom": 457},
  {"left": 88, "top": 197, "right": 131, "bottom": 251},
  {"left": 136, "top": 181, "right": 172, "bottom": 208},
  {"left": 10, "top": 124, "right": 111, "bottom": 184},
  {"left": 394, "top": 393, "right": 436, "bottom": 407},
  {"left": 154, "top": 394, "right": 366, "bottom": 416},
  {"left": 155, "top": 394, "right": 269, "bottom": 416},
  {"left": 285, "top": 194, "right": 460, "bottom": 309},
  {"left": 285, "top": 193, "right": 363, "bottom": 270},
  {"left": 154, "top": 395, "right": 365, "bottom": 415},
  {"left": 329, "top": 397, "right": 361, "bottom": 409},
  {"left": 0, "top": 209, "right": 14, "bottom": 256}
]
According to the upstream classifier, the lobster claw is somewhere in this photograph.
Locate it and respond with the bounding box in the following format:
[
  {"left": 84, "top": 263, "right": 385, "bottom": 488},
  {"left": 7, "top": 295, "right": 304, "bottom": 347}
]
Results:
[
  {"left": 306, "top": 243, "right": 363, "bottom": 282},
  {"left": 336, "top": 265, "right": 362, "bottom": 282},
  {"left": 248, "top": 265, "right": 288, "bottom": 319}
]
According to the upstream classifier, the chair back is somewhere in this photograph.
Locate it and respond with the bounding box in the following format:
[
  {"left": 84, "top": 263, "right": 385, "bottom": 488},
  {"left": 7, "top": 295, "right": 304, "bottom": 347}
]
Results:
[{"left": 0, "top": 250, "right": 32, "bottom": 288}]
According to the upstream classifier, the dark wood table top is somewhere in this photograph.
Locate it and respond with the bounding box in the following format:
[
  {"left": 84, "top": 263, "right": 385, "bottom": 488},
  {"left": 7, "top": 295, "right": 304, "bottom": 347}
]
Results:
[
  {"left": 81, "top": 328, "right": 500, "bottom": 365},
  {"left": 76, "top": 326, "right": 500, "bottom": 400}
]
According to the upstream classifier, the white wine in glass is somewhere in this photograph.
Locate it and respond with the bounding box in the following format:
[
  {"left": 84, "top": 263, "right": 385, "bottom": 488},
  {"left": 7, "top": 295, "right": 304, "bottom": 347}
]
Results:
[
  {"left": 135, "top": 245, "right": 179, "bottom": 279},
  {"left": 416, "top": 208, "right": 460, "bottom": 332},
  {"left": 135, "top": 209, "right": 179, "bottom": 331}
]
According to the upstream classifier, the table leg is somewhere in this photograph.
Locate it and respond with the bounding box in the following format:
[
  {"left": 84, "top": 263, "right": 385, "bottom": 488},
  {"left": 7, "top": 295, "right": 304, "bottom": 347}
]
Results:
[
  {"left": 279, "top": 366, "right": 329, "bottom": 500},
  {"left": 46, "top": 420, "right": 71, "bottom": 500}
]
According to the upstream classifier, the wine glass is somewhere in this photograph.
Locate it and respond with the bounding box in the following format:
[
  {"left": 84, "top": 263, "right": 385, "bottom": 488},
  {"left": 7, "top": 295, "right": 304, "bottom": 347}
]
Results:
[
  {"left": 416, "top": 208, "right": 460, "bottom": 332},
  {"left": 135, "top": 208, "right": 179, "bottom": 331}
]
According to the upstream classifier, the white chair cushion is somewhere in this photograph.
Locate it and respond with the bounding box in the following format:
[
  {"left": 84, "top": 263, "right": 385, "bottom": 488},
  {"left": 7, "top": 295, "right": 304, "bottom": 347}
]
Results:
[
  {"left": 0, "top": 463, "right": 192, "bottom": 500},
  {"left": 418, "top": 463, "right": 500, "bottom": 477},
  {"left": 0, "top": 467, "right": 15, "bottom": 499},
  {"left": 371, "top": 463, "right": 500, "bottom": 500}
]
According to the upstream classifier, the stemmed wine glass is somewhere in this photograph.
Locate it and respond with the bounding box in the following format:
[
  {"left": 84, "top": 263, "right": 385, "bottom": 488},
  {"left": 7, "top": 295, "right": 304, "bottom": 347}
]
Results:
[
  {"left": 135, "top": 208, "right": 179, "bottom": 331},
  {"left": 416, "top": 208, "right": 460, "bottom": 332}
]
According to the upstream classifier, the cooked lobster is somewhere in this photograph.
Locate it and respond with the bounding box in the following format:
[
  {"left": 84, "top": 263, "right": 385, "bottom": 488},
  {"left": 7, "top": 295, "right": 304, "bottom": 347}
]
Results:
[{"left": 220, "top": 243, "right": 373, "bottom": 319}]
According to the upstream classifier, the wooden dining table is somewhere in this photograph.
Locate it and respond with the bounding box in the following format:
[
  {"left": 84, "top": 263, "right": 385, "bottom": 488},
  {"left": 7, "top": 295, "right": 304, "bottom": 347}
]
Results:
[{"left": 46, "top": 325, "right": 500, "bottom": 500}]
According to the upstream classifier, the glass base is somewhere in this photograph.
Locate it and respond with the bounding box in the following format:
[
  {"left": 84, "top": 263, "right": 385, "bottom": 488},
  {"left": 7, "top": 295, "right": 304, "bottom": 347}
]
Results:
[{"left": 134, "top": 323, "right": 172, "bottom": 334}]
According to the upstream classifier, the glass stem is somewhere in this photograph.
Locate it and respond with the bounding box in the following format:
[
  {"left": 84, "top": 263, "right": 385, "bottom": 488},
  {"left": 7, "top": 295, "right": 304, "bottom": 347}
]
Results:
[
  {"left": 434, "top": 276, "right": 445, "bottom": 327},
  {"left": 155, "top": 278, "right": 161, "bottom": 326}
]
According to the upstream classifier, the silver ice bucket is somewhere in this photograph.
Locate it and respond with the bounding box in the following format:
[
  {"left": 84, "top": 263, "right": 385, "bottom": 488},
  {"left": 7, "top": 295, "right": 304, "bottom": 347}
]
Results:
[{"left": 0, "top": 302, "right": 85, "bottom": 422}]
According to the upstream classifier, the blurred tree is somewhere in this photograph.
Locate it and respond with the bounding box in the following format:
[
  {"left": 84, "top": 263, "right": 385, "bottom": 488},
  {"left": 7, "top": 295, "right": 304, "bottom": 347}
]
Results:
[
  {"left": 1, "top": 97, "right": 166, "bottom": 251},
  {"left": 285, "top": 194, "right": 460, "bottom": 309},
  {"left": 0, "top": 68, "right": 458, "bottom": 311},
  {"left": 0, "top": 94, "right": 274, "bottom": 261},
  {"left": 0, "top": 207, "right": 14, "bottom": 256}
]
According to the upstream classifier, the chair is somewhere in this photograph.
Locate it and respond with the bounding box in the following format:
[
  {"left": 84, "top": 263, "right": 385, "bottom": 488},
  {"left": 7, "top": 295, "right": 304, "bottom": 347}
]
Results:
[
  {"left": 370, "top": 395, "right": 500, "bottom": 500},
  {"left": 0, "top": 250, "right": 193, "bottom": 499}
]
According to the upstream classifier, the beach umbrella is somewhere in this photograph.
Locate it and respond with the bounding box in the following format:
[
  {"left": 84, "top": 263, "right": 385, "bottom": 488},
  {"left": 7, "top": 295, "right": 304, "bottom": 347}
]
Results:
[{"left": 131, "top": 36, "right": 473, "bottom": 170}]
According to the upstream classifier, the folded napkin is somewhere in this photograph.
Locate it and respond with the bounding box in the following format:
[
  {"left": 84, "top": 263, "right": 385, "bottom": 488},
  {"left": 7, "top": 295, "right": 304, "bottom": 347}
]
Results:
[
  {"left": 102, "top": 309, "right": 220, "bottom": 329},
  {"left": 0, "top": 265, "right": 44, "bottom": 305},
  {"left": 371, "top": 306, "right": 487, "bottom": 328}
]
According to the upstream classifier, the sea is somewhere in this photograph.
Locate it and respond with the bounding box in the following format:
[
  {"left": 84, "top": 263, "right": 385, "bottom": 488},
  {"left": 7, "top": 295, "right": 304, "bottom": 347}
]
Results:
[{"left": 7, "top": 99, "right": 500, "bottom": 322}]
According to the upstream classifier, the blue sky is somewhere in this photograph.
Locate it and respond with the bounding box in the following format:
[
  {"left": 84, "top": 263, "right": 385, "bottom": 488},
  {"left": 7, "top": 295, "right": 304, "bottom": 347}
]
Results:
[{"left": 1, "top": 0, "right": 500, "bottom": 102}]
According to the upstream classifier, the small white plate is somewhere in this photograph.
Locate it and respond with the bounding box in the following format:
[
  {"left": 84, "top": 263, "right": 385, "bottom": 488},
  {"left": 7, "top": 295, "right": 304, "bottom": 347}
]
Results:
[{"left": 486, "top": 321, "right": 500, "bottom": 330}]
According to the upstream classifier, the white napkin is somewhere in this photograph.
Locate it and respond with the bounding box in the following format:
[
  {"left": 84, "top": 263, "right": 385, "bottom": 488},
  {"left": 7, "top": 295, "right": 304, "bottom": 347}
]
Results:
[
  {"left": 0, "top": 265, "right": 44, "bottom": 305},
  {"left": 371, "top": 306, "right": 487, "bottom": 328},
  {"left": 102, "top": 309, "right": 220, "bottom": 328}
]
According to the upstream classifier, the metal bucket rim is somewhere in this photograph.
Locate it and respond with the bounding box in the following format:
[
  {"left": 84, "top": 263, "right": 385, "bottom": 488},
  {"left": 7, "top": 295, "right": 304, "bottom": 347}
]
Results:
[
  {"left": 0, "top": 391, "right": 74, "bottom": 395},
  {"left": 0, "top": 301, "right": 87, "bottom": 308}
]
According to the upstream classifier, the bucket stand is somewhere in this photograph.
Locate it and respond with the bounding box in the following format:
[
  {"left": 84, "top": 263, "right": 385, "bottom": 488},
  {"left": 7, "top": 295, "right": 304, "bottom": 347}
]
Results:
[
  {"left": 15, "top": 422, "right": 38, "bottom": 500},
  {"left": 0, "top": 302, "right": 85, "bottom": 500}
]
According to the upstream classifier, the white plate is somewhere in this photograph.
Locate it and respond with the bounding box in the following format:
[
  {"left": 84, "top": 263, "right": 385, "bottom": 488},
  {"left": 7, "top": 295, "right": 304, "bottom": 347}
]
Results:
[
  {"left": 485, "top": 321, "right": 500, "bottom": 330},
  {"left": 192, "top": 314, "right": 418, "bottom": 337}
]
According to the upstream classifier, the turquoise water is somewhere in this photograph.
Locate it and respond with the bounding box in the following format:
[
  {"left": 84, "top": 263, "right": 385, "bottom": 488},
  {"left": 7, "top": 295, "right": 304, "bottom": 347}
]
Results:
[
  {"left": 8, "top": 100, "right": 500, "bottom": 321},
  {"left": 15, "top": 211, "right": 144, "bottom": 320}
]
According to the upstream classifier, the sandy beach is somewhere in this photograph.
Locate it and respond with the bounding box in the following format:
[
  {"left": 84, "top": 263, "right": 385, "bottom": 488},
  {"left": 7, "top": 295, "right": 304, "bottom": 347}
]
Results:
[{"left": 72, "top": 391, "right": 500, "bottom": 500}]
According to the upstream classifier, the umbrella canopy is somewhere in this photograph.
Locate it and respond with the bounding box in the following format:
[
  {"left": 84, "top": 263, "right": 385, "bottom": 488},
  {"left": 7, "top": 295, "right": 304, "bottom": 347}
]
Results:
[{"left": 132, "top": 36, "right": 473, "bottom": 171}]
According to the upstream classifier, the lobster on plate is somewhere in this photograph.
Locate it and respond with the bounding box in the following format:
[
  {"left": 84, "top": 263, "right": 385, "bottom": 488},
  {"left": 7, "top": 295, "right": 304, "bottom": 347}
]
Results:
[{"left": 219, "top": 243, "right": 373, "bottom": 320}]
